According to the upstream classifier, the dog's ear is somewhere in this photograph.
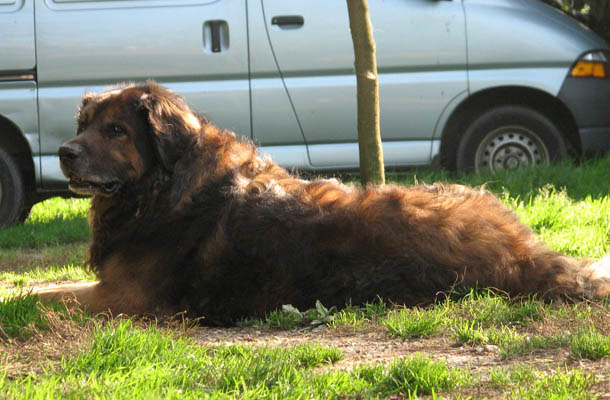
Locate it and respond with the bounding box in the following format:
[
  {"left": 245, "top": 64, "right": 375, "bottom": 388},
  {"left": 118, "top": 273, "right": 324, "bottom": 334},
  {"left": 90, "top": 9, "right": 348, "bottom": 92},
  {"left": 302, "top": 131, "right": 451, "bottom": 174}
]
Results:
[
  {"left": 138, "top": 83, "right": 201, "bottom": 171},
  {"left": 76, "top": 92, "right": 99, "bottom": 133},
  {"left": 81, "top": 92, "right": 96, "bottom": 108}
]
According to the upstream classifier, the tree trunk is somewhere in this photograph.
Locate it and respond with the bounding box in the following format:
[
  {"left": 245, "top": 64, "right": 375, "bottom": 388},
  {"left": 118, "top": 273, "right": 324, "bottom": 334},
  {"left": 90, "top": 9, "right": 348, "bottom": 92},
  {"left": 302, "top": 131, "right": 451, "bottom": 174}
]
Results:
[{"left": 346, "top": 0, "right": 385, "bottom": 186}]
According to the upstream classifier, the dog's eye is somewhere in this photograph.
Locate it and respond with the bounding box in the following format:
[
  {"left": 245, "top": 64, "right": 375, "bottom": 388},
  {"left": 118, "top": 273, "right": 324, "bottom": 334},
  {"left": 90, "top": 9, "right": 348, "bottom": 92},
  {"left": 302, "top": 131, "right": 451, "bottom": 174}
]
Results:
[{"left": 109, "top": 124, "right": 126, "bottom": 137}]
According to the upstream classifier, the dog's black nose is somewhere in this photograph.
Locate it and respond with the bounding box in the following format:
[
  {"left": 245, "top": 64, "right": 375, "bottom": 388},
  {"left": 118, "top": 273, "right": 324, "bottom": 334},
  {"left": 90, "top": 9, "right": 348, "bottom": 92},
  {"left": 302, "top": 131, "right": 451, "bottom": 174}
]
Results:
[{"left": 58, "top": 143, "right": 83, "bottom": 162}]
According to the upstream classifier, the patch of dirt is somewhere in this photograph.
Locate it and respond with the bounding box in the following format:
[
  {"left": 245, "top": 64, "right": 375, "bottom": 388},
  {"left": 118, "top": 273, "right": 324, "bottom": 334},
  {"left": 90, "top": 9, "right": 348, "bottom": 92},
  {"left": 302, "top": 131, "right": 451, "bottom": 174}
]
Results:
[
  {"left": 192, "top": 325, "right": 503, "bottom": 370},
  {"left": 3, "top": 315, "right": 610, "bottom": 398},
  {"left": 192, "top": 325, "right": 610, "bottom": 398},
  {"left": 0, "top": 308, "right": 92, "bottom": 379}
]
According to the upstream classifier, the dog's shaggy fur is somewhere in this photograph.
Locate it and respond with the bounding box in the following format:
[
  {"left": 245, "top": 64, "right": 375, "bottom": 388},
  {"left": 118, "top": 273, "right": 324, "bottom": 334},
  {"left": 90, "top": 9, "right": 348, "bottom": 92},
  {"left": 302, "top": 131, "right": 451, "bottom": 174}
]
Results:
[{"left": 44, "top": 82, "right": 610, "bottom": 325}]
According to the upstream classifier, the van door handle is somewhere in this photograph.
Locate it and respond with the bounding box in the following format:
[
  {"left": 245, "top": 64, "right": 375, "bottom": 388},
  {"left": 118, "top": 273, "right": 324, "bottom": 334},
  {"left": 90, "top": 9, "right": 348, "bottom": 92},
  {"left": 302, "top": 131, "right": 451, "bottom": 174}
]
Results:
[
  {"left": 203, "top": 20, "right": 228, "bottom": 53},
  {"left": 271, "top": 15, "right": 304, "bottom": 28},
  {"left": 210, "top": 21, "right": 222, "bottom": 52}
]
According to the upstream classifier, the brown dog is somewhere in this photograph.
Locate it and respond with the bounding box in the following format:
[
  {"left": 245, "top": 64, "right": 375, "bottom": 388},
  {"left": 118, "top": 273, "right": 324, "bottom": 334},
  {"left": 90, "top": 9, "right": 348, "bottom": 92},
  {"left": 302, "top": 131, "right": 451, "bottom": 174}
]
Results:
[{"left": 40, "top": 82, "right": 609, "bottom": 325}]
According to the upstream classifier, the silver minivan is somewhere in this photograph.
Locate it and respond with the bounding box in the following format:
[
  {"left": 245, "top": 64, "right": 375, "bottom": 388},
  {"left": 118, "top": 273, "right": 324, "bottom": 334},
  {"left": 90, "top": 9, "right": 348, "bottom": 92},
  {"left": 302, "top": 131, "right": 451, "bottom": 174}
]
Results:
[{"left": 1, "top": 0, "right": 609, "bottom": 226}]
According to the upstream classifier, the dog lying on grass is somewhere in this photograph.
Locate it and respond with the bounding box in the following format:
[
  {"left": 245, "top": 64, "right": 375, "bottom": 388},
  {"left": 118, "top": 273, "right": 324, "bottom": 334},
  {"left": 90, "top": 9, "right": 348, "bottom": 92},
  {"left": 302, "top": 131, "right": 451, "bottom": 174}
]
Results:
[{"left": 37, "top": 82, "right": 610, "bottom": 325}]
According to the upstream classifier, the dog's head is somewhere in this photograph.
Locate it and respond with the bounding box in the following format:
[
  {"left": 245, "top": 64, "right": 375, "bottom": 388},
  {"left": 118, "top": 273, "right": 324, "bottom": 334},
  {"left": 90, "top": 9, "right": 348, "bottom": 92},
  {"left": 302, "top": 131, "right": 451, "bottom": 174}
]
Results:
[{"left": 58, "top": 82, "right": 202, "bottom": 196}]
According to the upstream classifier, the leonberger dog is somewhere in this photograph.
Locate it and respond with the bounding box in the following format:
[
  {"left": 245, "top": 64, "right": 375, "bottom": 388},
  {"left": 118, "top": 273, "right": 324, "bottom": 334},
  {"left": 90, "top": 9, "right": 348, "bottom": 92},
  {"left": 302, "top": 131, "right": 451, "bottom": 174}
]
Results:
[{"left": 42, "top": 82, "right": 609, "bottom": 325}]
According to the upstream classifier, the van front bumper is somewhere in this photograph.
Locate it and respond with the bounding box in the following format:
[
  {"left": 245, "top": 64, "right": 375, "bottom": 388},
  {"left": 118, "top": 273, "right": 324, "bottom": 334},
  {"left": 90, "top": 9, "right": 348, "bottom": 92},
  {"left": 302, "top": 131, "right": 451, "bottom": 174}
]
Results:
[{"left": 558, "top": 76, "right": 610, "bottom": 154}]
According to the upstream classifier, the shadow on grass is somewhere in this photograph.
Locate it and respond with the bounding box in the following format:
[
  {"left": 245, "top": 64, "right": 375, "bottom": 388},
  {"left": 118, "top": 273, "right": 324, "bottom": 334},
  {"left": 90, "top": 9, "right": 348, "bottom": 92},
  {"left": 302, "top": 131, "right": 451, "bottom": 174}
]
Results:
[
  {"left": 0, "top": 197, "right": 91, "bottom": 248},
  {"left": 0, "top": 218, "right": 90, "bottom": 248}
]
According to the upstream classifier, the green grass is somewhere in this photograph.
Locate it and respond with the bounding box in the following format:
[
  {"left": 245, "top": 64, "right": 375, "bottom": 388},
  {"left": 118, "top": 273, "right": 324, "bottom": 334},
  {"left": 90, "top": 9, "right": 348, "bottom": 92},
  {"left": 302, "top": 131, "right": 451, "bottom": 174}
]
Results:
[
  {"left": 510, "top": 187, "right": 610, "bottom": 257},
  {"left": 450, "top": 320, "right": 524, "bottom": 347},
  {"left": 0, "top": 319, "right": 477, "bottom": 399},
  {"left": 0, "top": 242, "right": 88, "bottom": 270},
  {"left": 447, "top": 289, "right": 545, "bottom": 327},
  {"left": 509, "top": 368, "right": 596, "bottom": 400},
  {"left": 499, "top": 334, "right": 570, "bottom": 359},
  {"left": 0, "top": 197, "right": 90, "bottom": 248},
  {"left": 382, "top": 307, "right": 445, "bottom": 339},
  {"left": 240, "top": 288, "right": 610, "bottom": 364},
  {"left": 372, "top": 354, "right": 472, "bottom": 396},
  {"left": 570, "top": 327, "right": 610, "bottom": 360},
  {"left": 390, "top": 156, "right": 610, "bottom": 202},
  {"left": 0, "top": 293, "right": 50, "bottom": 340},
  {"left": 0, "top": 264, "right": 94, "bottom": 287},
  {"left": 490, "top": 365, "right": 596, "bottom": 400},
  {"left": 328, "top": 297, "right": 388, "bottom": 329},
  {"left": 0, "top": 293, "right": 88, "bottom": 340}
]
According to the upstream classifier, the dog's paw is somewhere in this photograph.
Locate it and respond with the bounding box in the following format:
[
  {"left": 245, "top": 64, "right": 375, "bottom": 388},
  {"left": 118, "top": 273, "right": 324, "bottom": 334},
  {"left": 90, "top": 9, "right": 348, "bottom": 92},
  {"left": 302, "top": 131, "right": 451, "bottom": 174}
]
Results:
[{"left": 33, "top": 282, "right": 98, "bottom": 308}]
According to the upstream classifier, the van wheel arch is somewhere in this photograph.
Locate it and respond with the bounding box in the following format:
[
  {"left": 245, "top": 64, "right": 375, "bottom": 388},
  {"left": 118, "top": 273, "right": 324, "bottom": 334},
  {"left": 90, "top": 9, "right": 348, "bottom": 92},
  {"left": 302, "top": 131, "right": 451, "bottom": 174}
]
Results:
[{"left": 440, "top": 86, "right": 580, "bottom": 172}]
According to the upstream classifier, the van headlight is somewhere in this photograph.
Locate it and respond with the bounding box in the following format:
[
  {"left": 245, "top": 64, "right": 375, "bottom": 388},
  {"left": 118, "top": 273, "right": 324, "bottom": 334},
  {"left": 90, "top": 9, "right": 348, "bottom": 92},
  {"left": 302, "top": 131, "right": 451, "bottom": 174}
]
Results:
[{"left": 570, "top": 50, "right": 610, "bottom": 79}]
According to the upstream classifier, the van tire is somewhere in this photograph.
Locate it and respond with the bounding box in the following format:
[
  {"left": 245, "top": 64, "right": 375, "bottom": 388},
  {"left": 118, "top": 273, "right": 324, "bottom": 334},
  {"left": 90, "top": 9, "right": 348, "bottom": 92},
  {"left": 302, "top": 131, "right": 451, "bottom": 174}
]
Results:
[
  {"left": 456, "top": 106, "right": 568, "bottom": 173},
  {"left": 0, "top": 148, "right": 26, "bottom": 227}
]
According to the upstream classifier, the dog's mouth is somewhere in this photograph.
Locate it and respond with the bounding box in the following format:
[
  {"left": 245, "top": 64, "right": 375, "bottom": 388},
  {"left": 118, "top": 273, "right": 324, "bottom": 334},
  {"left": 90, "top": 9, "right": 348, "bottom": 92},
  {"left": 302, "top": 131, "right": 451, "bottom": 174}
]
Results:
[{"left": 69, "top": 177, "right": 121, "bottom": 196}]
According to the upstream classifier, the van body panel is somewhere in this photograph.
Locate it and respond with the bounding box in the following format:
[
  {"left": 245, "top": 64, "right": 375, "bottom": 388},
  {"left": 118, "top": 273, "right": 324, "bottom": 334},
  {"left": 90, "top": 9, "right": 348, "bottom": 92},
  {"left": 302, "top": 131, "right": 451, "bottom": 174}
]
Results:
[
  {"left": 38, "top": 79, "right": 252, "bottom": 188},
  {"left": 0, "top": 82, "right": 38, "bottom": 150},
  {"left": 0, "top": 0, "right": 35, "bottom": 72},
  {"left": 468, "top": 67, "right": 570, "bottom": 97},
  {"left": 258, "top": 145, "right": 310, "bottom": 170},
  {"left": 247, "top": 0, "right": 306, "bottom": 149},
  {"left": 431, "top": 89, "right": 469, "bottom": 142},
  {"left": 558, "top": 76, "right": 610, "bottom": 154},
  {"left": 307, "top": 140, "right": 438, "bottom": 169},
  {"left": 464, "top": 0, "right": 607, "bottom": 68},
  {"left": 261, "top": 0, "right": 467, "bottom": 167},
  {"left": 34, "top": 0, "right": 251, "bottom": 187},
  {"left": 558, "top": 78, "right": 610, "bottom": 129},
  {"left": 35, "top": 0, "right": 248, "bottom": 84}
]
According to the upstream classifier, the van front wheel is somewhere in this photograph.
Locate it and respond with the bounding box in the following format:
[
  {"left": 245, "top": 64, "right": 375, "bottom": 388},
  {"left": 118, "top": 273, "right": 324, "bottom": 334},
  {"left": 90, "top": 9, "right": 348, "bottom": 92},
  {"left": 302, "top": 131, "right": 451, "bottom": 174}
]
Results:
[
  {"left": 0, "top": 148, "right": 26, "bottom": 227},
  {"left": 456, "top": 106, "right": 568, "bottom": 173}
]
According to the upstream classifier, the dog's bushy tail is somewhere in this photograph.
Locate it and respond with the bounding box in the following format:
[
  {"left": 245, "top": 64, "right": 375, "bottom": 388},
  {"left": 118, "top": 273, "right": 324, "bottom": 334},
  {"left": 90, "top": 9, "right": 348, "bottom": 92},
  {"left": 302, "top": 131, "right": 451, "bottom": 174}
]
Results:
[
  {"left": 532, "top": 250, "right": 610, "bottom": 300},
  {"left": 476, "top": 237, "right": 610, "bottom": 302},
  {"left": 575, "top": 256, "right": 610, "bottom": 299}
]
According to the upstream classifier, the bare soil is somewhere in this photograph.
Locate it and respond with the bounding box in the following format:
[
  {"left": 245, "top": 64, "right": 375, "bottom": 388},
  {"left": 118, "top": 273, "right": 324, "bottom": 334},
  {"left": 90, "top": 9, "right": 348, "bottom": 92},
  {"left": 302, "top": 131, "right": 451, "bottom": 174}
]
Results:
[
  {"left": 3, "top": 310, "right": 610, "bottom": 399},
  {"left": 192, "top": 324, "right": 610, "bottom": 398}
]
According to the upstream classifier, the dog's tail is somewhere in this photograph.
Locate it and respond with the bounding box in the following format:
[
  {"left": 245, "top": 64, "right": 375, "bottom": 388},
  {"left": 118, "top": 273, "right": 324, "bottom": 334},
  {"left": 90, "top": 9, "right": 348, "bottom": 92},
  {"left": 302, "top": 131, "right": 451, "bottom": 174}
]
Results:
[
  {"left": 575, "top": 255, "right": 610, "bottom": 299},
  {"left": 484, "top": 244, "right": 610, "bottom": 301}
]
